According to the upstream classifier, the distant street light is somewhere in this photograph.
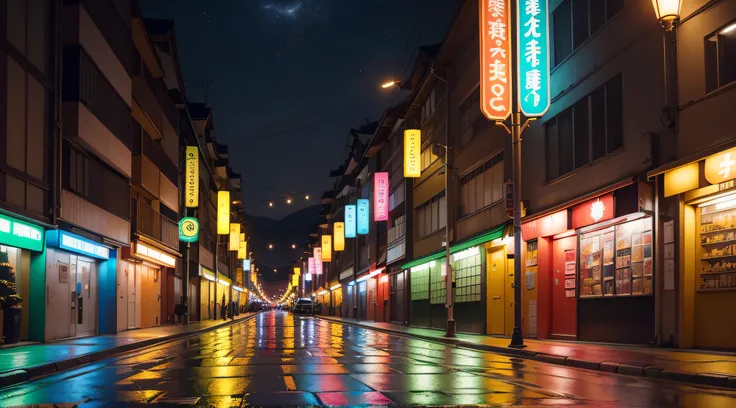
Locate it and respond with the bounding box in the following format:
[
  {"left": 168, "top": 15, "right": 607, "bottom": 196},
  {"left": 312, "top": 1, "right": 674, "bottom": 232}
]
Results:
[
  {"left": 291, "top": 244, "right": 296, "bottom": 249},
  {"left": 268, "top": 201, "right": 274, "bottom": 207},
  {"left": 305, "top": 195, "right": 310, "bottom": 200},
  {"left": 381, "top": 80, "right": 400, "bottom": 89},
  {"left": 268, "top": 244, "right": 274, "bottom": 249},
  {"left": 287, "top": 198, "right": 293, "bottom": 204}
]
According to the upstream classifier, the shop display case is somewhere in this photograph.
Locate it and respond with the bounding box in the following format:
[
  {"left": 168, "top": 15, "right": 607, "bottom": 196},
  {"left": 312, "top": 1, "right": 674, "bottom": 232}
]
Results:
[
  {"left": 698, "top": 199, "right": 736, "bottom": 292},
  {"left": 579, "top": 217, "right": 652, "bottom": 297}
]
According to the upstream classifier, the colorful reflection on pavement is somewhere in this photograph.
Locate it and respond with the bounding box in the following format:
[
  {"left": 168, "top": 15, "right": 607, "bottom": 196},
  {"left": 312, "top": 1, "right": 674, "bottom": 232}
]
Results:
[{"left": 0, "top": 311, "right": 735, "bottom": 407}]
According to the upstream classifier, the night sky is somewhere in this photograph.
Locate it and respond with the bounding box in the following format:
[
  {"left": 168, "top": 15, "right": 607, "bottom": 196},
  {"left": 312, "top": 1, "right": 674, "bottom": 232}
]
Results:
[{"left": 142, "top": 0, "right": 460, "bottom": 221}]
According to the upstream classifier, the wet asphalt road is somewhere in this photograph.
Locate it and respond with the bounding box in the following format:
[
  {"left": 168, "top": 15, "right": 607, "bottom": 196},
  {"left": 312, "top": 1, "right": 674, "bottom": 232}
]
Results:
[{"left": 1, "top": 311, "right": 735, "bottom": 407}]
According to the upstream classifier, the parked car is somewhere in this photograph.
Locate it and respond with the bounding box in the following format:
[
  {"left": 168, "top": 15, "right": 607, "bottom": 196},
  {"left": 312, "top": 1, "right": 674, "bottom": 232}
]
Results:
[{"left": 292, "top": 298, "right": 313, "bottom": 314}]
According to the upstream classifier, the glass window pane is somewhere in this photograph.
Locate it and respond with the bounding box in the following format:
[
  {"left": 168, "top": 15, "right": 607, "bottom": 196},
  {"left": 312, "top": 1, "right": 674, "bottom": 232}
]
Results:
[
  {"left": 6, "top": 174, "right": 25, "bottom": 209},
  {"left": 591, "top": 86, "right": 606, "bottom": 161},
  {"left": 7, "top": 0, "right": 27, "bottom": 56},
  {"left": 590, "top": 0, "right": 606, "bottom": 34},
  {"left": 606, "top": 0, "right": 624, "bottom": 19},
  {"left": 574, "top": 98, "right": 590, "bottom": 168},
  {"left": 553, "top": 0, "right": 572, "bottom": 66},
  {"left": 606, "top": 75, "right": 623, "bottom": 153},
  {"left": 27, "top": 74, "right": 47, "bottom": 180},
  {"left": 558, "top": 108, "right": 574, "bottom": 175},
  {"left": 572, "top": 0, "right": 589, "bottom": 49},
  {"left": 27, "top": 0, "right": 49, "bottom": 74},
  {"left": 705, "top": 36, "right": 719, "bottom": 93},
  {"left": 546, "top": 121, "right": 559, "bottom": 180},
  {"left": 719, "top": 31, "right": 736, "bottom": 88},
  {"left": 7, "top": 57, "right": 26, "bottom": 172},
  {"left": 26, "top": 183, "right": 45, "bottom": 215}
]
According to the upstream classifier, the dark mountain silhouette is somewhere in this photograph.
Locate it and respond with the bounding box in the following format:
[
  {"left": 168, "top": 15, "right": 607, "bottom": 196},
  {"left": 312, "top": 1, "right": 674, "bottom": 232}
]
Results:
[{"left": 246, "top": 204, "right": 321, "bottom": 282}]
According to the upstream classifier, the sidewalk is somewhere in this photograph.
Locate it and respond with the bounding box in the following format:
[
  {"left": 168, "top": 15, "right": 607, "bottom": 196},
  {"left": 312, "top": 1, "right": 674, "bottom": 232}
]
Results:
[
  {"left": 318, "top": 315, "right": 736, "bottom": 389},
  {"left": 0, "top": 313, "right": 256, "bottom": 388}
]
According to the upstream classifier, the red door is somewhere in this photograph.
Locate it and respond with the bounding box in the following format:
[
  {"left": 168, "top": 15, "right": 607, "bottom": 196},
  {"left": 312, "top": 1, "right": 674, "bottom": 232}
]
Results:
[{"left": 551, "top": 236, "right": 577, "bottom": 339}]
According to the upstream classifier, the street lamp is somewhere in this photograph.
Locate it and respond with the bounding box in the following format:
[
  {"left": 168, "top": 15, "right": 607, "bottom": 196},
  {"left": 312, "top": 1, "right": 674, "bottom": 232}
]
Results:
[
  {"left": 268, "top": 244, "right": 274, "bottom": 249},
  {"left": 382, "top": 70, "right": 454, "bottom": 337},
  {"left": 381, "top": 80, "right": 400, "bottom": 89},
  {"left": 291, "top": 244, "right": 296, "bottom": 249},
  {"left": 651, "top": 0, "right": 682, "bottom": 31}
]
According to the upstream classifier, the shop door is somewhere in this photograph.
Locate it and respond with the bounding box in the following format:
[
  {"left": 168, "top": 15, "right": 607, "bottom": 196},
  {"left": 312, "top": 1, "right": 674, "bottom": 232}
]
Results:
[
  {"left": 366, "top": 278, "right": 376, "bottom": 321},
  {"left": 391, "top": 273, "right": 405, "bottom": 324},
  {"left": 358, "top": 281, "right": 367, "bottom": 320},
  {"left": 136, "top": 265, "right": 161, "bottom": 327},
  {"left": 551, "top": 236, "right": 577, "bottom": 338},
  {"left": 486, "top": 248, "right": 506, "bottom": 335},
  {"left": 74, "top": 259, "right": 97, "bottom": 336},
  {"left": 127, "top": 266, "right": 137, "bottom": 329}
]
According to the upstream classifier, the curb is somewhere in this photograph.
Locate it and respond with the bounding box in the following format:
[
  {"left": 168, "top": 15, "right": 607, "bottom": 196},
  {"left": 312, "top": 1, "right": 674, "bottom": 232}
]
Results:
[
  {"left": 0, "top": 313, "right": 258, "bottom": 390},
  {"left": 317, "top": 316, "right": 736, "bottom": 390}
]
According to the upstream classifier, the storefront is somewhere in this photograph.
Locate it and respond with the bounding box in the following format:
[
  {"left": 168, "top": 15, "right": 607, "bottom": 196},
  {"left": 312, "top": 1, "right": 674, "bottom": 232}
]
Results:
[
  {"left": 523, "top": 181, "right": 655, "bottom": 344},
  {"left": 657, "top": 145, "right": 736, "bottom": 349},
  {"left": 199, "top": 266, "right": 231, "bottom": 320},
  {"left": 354, "top": 266, "right": 387, "bottom": 322},
  {"left": 339, "top": 266, "right": 354, "bottom": 318},
  {"left": 117, "top": 241, "right": 177, "bottom": 330},
  {"left": 44, "top": 230, "right": 117, "bottom": 341},
  {"left": 388, "top": 267, "right": 408, "bottom": 325},
  {"left": 403, "top": 224, "right": 505, "bottom": 334},
  {"left": 329, "top": 280, "right": 342, "bottom": 316},
  {"left": 0, "top": 213, "right": 45, "bottom": 344}
]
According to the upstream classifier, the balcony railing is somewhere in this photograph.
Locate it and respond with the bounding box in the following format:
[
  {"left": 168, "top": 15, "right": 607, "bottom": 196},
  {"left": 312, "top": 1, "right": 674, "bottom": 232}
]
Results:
[{"left": 134, "top": 200, "right": 178, "bottom": 250}]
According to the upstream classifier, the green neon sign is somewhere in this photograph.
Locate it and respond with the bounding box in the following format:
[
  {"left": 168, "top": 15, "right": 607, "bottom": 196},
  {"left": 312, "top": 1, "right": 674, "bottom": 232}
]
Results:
[
  {"left": 0, "top": 214, "right": 44, "bottom": 251},
  {"left": 179, "top": 217, "right": 200, "bottom": 243},
  {"left": 517, "top": 0, "right": 550, "bottom": 117}
]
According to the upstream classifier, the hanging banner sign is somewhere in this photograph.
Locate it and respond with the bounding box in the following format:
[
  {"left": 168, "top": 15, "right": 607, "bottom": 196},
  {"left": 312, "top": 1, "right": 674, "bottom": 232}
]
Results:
[
  {"left": 517, "top": 0, "right": 550, "bottom": 117},
  {"left": 305, "top": 272, "right": 313, "bottom": 282},
  {"left": 357, "top": 199, "right": 369, "bottom": 235},
  {"left": 314, "top": 247, "right": 323, "bottom": 275},
  {"left": 185, "top": 146, "right": 199, "bottom": 208},
  {"left": 308, "top": 256, "right": 316, "bottom": 276},
  {"left": 334, "top": 222, "right": 345, "bottom": 251},
  {"left": 292, "top": 273, "right": 300, "bottom": 287},
  {"left": 217, "top": 191, "right": 230, "bottom": 234},
  {"left": 178, "top": 217, "right": 200, "bottom": 243},
  {"left": 229, "top": 223, "right": 240, "bottom": 251},
  {"left": 321, "top": 235, "right": 332, "bottom": 262},
  {"left": 243, "top": 259, "right": 251, "bottom": 271},
  {"left": 404, "top": 129, "right": 421, "bottom": 178},
  {"left": 345, "top": 205, "right": 357, "bottom": 238},
  {"left": 238, "top": 241, "right": 247, "bottom": 260},
  {"left": 374, "top": 172, "right": 389, "bottom": 221},
  {"left": 480, "top": 0, "right": 512, "bottom": 120}
]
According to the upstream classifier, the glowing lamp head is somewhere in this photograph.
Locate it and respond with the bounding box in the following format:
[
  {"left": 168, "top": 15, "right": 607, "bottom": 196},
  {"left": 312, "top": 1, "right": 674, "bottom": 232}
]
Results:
[
  {"left": 305, "top": 195, "right": 310, "bottom": 200},
  {"left": 287, "top": 198, "right": 292, "bottom": 204},
  {"left": 268, "top": 201, "right": 274, "bottom": 207},
  {"left": 291, "top": 244, "right": 296, "bottom": 249},
  {"left": 651, "top": 0, "right": 682, "bottom": 31},
  {"left": 381, "top": 80, "right": 399, "bottom": 89},
  {"left": 268, "top": 244, "right": 274, "bottom": 249}
]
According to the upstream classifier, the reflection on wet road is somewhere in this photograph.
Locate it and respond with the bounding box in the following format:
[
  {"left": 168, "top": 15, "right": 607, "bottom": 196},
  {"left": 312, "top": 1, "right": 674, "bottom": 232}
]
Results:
[{"left": 1, "top": 311, "right": 734, "bottom": 407}]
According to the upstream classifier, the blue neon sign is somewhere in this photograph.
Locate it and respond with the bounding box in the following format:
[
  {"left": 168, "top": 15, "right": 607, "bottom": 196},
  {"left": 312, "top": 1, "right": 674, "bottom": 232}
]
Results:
[
  {"left": 357, "top": 199, "right": 369, "bottom": 235},
  {"left": 46, "top": 230, "right": 110, "bottom": 260},
  {"left": 345, "top": 205, "right": 356, "bottom": 238},
  {"left": 517, "top": 0, "right": 550, "bottom": 117}
]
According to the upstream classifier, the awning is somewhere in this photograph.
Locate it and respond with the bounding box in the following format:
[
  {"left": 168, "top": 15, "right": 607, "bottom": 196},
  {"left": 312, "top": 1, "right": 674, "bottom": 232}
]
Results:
[{"left": 401, "top": 223, "right": 507, "bottom": 270}]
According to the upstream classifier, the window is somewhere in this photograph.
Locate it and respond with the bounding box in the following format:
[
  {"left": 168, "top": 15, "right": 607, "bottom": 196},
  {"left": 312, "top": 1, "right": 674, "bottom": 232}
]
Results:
[
  {"left": 545, "top": 74, "right": 623, "bottom": 180},
  {"left": 458, "top": 88, "right": 485, "bottom": 147},
  {"left": 553, "top": 0, "right": 624, "bottom": 66},
  {"left": 64, "top": 142, "right": 131, "bottom": 220},
  {"left": 410, "top": 265, "right": 430, "bottom": 301},
  {"left": 421, "top": 145, "right": 439, "bottom": 171},
  {"left": 389, "top": 183, "right": 405, "bottom": 211},
  {"left": 415, "top": 192, "right": 446, "bottom": 239},
  {"left": 3, "top": 0, "right": 54, "bottom": 219},
  {"left": 421, "top": 87, "right": 437, "bottom": 124},
  {"left": 459, "top": 152, "right": 504, "bottom": 216},
  {"left": 429, "top": 261, "right": 445, "bottom": 304},
  {"left": 453, "top": 251, "right": 482, "bottom": 303},
  {"left": 387, "top": 215, "right": 406, "bottom": 244},
  {"left": 705, "top": 22, "right": 736, "bottom": 93}
]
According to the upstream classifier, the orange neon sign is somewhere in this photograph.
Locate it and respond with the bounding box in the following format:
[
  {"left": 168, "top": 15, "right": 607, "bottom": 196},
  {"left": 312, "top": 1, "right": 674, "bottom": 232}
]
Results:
[{"left": 479, "top": 0, "right": 512, "bottom": 121}]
